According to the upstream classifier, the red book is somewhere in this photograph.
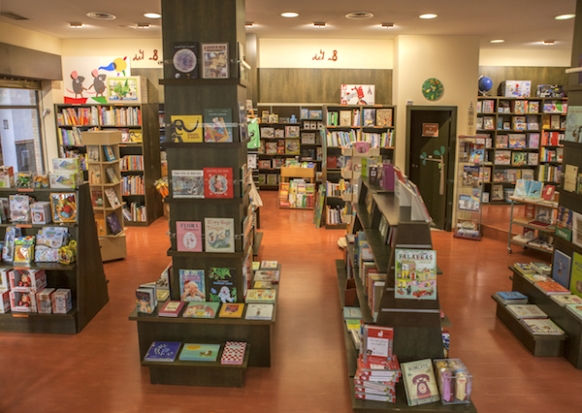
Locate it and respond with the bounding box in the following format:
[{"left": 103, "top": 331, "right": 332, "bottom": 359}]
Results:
[
  {"left": 203, "top": 167, "right": 233, "bottom": 198},
  {"left": 542, "top": 185, "right": 556, "bottom": 201},
  {"left": 176, "top": 221, "right": 202, "bottom": 252},
  {"left": 158, "top": 300, "right": 185, "bottom": 317},
  {"left": 363, "top": 325, "right": 395, "bottom": 362}
]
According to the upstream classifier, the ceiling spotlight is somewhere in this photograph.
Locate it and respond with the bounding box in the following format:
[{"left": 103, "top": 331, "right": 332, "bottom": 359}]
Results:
[
  {"left": 281, "top": 12, "right": 299, "bottom": 18},
  {"left": 346, "top": 12, "right": 373, "bottom": 19},
  {"left": 381, "top": 22, "right": 394, "bottom": 28},
  {"left": 490, "top": 39, "right": 505, "bottom": 43},
  {"left": 69, "top": 22, "right": 84, "bottom": 28},
  {"left": 542, "top": 40, "right": 555, "bottom": 45},
  {"left": 87, "top": 11, "right": 116, "bottom": 20},
  {"left": 313, "top": 22, "right": 326, "bottom": 28},
  {"left": 144, "top": 13, "right": 161, "bottom": 19},
  {"left": 136, "top": 23, "right": 151, "bottom": 29},
  {"left": 419, "top": 13, "right": 437, "bottom": 19},
  {"left": 555, "top": 14, "right": 575, "bottom": 20},
  {"left": 245, "top": 22, "right": 254, "bottom": 27}
]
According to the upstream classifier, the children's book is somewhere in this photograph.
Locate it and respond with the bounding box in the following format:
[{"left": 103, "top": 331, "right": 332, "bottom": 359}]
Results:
[
  {"left": 136, "top": 288, "right": 156, "bottom": 314},
  {"left": 394, "top": 249, "right": 437, "bottom": 300},
  {"left": 176, "top": 221, "right": 203, "bottom": 252},
  {"left": 253, "top": 269, "right": 280, "bottom": 284},
  {"left": 219, "top": 302, "right": 245, "bottom": 318},
  {"left": 179, "top": 269, "right": 206, "bottom": 302},
  {"left": 253, "top": 280, "right": 273, "bottom": 289},
  {"left": 571, "top": 251, "right": 582, "bottom": 298},
  {"left": 178, "top": 343, "right": 220, "bottom": 361},
  {"left": 530, "top": 261, "right": 551, "bottom": 275},
  {"left": 566, "top": 304, "right": 582, "bottom": 320},
  {"left": 203, "top": 167, "right": 233, "bottom": 198},
  {"left": 542, "top": 184, "right": 556, "bottom": 201},
  {"left": 50, "top": 193, "right": 77, "bottom": 223},
  {"left": 260, "top": 260, "right": 278, "bottom": 269},
  {"left": 244, "top": 303, "right": 274, "bottom": 320},
  {"left": 208, "top": 267, "right": 237, "bottom": 303},
  {"left": 513, "top": 179, "right": 530, "bottom": 198},
  {"left": 182, "top": 301, "right": 220, "bottom": 318},
  {"left": 552, "top": 249, "right": 572, "bottom": 289},
  {"left": 505, "top": 304, "right": 547, "bottom": 319},
  {"left": 401, "top": 359, "right": 440, "bottom": 406},
  {"left": 203, "top": 108, "right": 233, "bottom": 142},
  {"left": 103, "top": 145, "right": 116, "bottom": 161},
  {"left": 104, "top": 188, "right": 121, "bottom": 208},
  {"left": 521, "top": 318, "right": 565, "bottom": 335},
  {"left": 170, "top": 115, "right": 203, "bottom": 142},
  {"left": 525, "top": 181, "right": 543, "bottom": 199},
  {"left": 550, "top": 294, "right": 582, "bottom": 307},
  {"left": 204, "top": 218, "right": 235, "bottom": 253},
  {"left": 245, "top": 289, "right": 276, "bottom": 304},
  {"left": 493, "top": 291, "right": 528, "bottom": 305},
  {"left": 144, "top": 341, "right": 181, "bottom": 362},
  {"left": 534, "top": 280, "right": 571, "bottom": 295},
  {"left": 158, "top": 300, "right": 185, "bottom": 317},
  {"left": 343, "top": 306, "right": 363, "bottom": 319},
  {"left": 362, "top": 325, "right": 394, "bottom": 362},
  {"left": 220, "top": 341, "right": 247, "bottom": 365},
  {"left": 171, "top": 170, "right": 204, "bottom": 198}
]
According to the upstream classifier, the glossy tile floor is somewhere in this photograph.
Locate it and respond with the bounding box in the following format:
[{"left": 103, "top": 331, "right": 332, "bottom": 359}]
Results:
[{"left": 1, "top": 192, "right": 581, "bottom": 413}]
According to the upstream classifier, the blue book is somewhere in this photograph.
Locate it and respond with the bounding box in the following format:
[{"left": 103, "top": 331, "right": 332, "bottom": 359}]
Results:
[
  {"left": 552, "top": 249, "right": 572, "bottom": 289},
  {"left": 525, "top": 180, "right": 543, "bottom": 199},
  {"left": 178, "top": 343, "right": 221, "bottom": 362},
  {"left": 496, "top": 291, "right": 528, "bottom": 302},
  {"left": 144, "top": 341, "right": 181, "bottom": 362}
]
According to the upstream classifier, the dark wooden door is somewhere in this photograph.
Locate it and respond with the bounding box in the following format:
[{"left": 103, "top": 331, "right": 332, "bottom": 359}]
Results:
[{"left": 406, "top": 106, "right": 457, "bottom": 231}]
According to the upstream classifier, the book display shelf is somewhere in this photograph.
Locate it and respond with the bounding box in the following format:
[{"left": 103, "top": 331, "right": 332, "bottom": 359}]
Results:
[
  {"left": 256, "top": 103, "right": 324, "bottom": 189},
  {"left": 506, "top": 196, "right": 557, "bottom": 255},
  {"left": 129, "top": 0, "right": 274, "bottom": 387},
  {"left": 338, "top": 177, "right": 477, "bottom": 411},
  {"left": 278, "top": 166, "right": 316, "bottom": 209},
  {"left": 323, "top": 105, "right": 395, "bottom": 229},
  {"left": 55, "top": 87, "right": 163, "bottom": 227},
  {"left": 0, "top": 184, "right": 109, "bottom": 334},
  {"left": 82, "top": 130, "right": 127, "bottom": 262},
  {"left": 476, "top": 96, "right": 567, "bottom": 203}
]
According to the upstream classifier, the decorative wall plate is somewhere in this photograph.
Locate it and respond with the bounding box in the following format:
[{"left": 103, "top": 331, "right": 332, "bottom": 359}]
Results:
[{"left": 422, "top": 78, "right": 444, "bottom": 101}]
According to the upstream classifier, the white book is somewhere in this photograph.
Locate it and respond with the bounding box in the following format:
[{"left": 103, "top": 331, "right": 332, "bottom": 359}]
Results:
[
  {"left": 244, "top": 303, "right": 273, "bottom": 320},
  {"left": 506, "top": 304, "right": 547, "bottom": 319},
  {"left": 521, "top": 318, "right": 565, "bottom": 335}
]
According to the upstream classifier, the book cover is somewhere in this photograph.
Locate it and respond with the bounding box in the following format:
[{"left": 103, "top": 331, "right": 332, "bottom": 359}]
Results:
[
  {"left": 179, "top": 269, "right": 206, "bottom": 302},
  {"left": 182, "top": 301, "right": 220, "bottom": 318},
  {"left": 172, "top": 42, "right": 199, "bottom": 79},
  {"left": 542, "top": 185, "right": 556, "bottom": 201},
  {"left": 401, "top": 359, "right": 440, "bottom": 406},
  {"left": 363, "top": 325, "right": 394, "bottom": 362},
  {"left": 253, "top": 280, "right": 273, "bottom": 289},
  {"left": 170, "top": 115, "right": 203, "bottom": 143},
  {"left": 176, "top": 221, "right": 202, "bottom": 252},
  {"left": 245, "top": 289, "right": 276, "bottom": 303},
  {"left": 89, "top": 165, "right": 102, "bottom": 184},
  {"left": 203, "top": 108, "right": 233, "bottom": 142},
  {"left": 552, "top": 249, "right": 572, "bottom": 289},
  {"left": 208, "top": 267, "right": 237, "bottom": 303},
  {"left": 178, "top": 343, "right": 220, "bottom": 362},
  {"left": 525, "top": 181, "right": 543, "bottom": 199},
  {"left": 201, "top": 43, "right": 229, "bottom": 79},
  {"left": 521, "top": 318, "right": 565, "bottom": 335},
  {"left": 394, "top": 249, "right": 437, "bottom": 300},
  {"left": 105, "top": 166, "right": 118, "bottom": 183},
  {"left": 362, "top": 108, "right": 375, "bottom": 126},
  {"left": 135, "top": 288, "right": 155, "bottom": 314},
  {"left": 343, "top": 306, "right": 363, "bottom": 319},
  {"left": 253, "top": 269, "right": 280, "bottom": 284},
  {"left": 505, "top": 304, "right": 547, "bottom": 319},
  {"left": 106, "top": 213, "right": 123, "bottom": 235},
  {"left": 103, "top": 145, "right": 116, "bottom": 161},
  {"left": 219, "top": 302, "right": 245, "bottom": 318},
  {"left": 171, "top": 170, "right": 204, "bottom": 198},
  {"left": 203, "top": 167, "right": 234, "bottom": 198},
  {"left": 565, "top": 304, "right": 582, "bottom": 320},
  {"left": 221, "top": 341, "right": 247, "bottom": 365},
  {"left": 550, "top": 294, "right": 582, "bottom": 307},
  {"left": 158, "top": 300, "right": 185, "bottom": 317},
  {"left": 260, "top": 260, "right": 278, "bottom": 269},
  {"left": 564, "top": 105, "right": 582, "bottom": 143},
  {"left": 144, "top": 341, "right": 181, "bottom": 362},
  {"left": 204, "top": 217, "right": 235, "bottom": 253},
  {"left": 245, "top": 303, "right": 274, "bottom": 320},
  {"left": 569, "top": 251, "right": 582, "bottom": 298},
  {"left": 104, "top": 188, "right": 121, "bottom": 208},
  {"left": 375, "top": 108, "right": 392, "bottom": 127},
  {"left": 50, "top": 193, "right": 77, "bottom": 223},
  {"left": 530, "top": 261, "right": 551, "bottom": 275},
  {"left": 534, "top": 280, "right": 571, "bottom": 295},
  {"left": 494, "top": 291, "right": 528, "bottom": 304},
  {"left": 91, "top": 190, "right": 104, "bottom": 208}
]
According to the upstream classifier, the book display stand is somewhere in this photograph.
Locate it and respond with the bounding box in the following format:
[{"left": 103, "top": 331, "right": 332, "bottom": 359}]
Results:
[
  {"left": 0, "top": 184, "right": 109, "bottom": 334},
  {"left": 278, "top": 166, "right": 316, "bottom": 209},
  {"left": 506, "top": 196, "right": 557, "bottom": 254},
  {"left": 129, "top": 0, "right": 274, "bottom": 387}
]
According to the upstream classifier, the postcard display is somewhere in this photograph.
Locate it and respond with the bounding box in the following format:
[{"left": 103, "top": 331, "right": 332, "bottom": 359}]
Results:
[{"left": 129, "top": 0, "right": 271, "bottom": 387}]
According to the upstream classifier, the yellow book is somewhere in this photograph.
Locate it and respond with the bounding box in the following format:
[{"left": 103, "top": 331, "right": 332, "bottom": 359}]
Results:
[
  {"left": 218, "top": 303, "right": 245, "bottom": 318},
  {"left": 170, "top": 115, "right": 203, "bottom": 142}
]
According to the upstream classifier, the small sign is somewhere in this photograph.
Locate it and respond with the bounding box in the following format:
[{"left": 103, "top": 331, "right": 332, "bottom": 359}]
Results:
[{"left": 422, "top": 123, "right": 439, "bottom": 137}]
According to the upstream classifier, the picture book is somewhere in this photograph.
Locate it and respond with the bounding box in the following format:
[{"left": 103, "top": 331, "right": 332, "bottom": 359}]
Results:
[
  {"left": 221, "top": 341, "right": 247, "bottom": 365},
  {"left": 171, "top": 170, "right": 204, "bottom": 198},
  {"left": 103, "top": 145, "right": 116, "bottom": 161},
  {"left": 343, "top": 306, "right": 363, "bottom": 319},
  {"left": 87, "top": 145, "right": 100, "bottom": 162},
  {"left": 521, "top": 318, "right": 565, "bottom": 335},
  {"left": 552, "top": 249, "right": 572, "bottom": 289},
  {"left": 394, "top": 249, "right": 437, "bottom": 300},
  {"left": 534, "top": 280, "right": 571, "bottom": 295},
  {"left": 91, "top": 190, "right": 104, "bottom": 208},
  {"left": 172, "top": 42, "right": 199, "bottom": 79},
  {"left": 542, "top": 184, "right": 556, "bottom": 201},
  {"left": 375, "top": 108, "right": 392, "bottom": 127},
  {"left": 158, "top": 300, "right": 185, "bottom": 317},
  {"left": 285, "top": 138, "right": 300, "bottom": 154},
  {"left": 253, "top": 269, "right": 280, "bottom": 284},
  {"left": 89, "top": 165, "right": 102, "bottom": 184},
  {"left": 530, "top": 261, "right": 551, "bottom": 275},
  {"left": 219, "top": 302, "right": 245, "bottom": 318},
  {"left": 204, "top": 218, "right": 235, "bottom": 253},
  {"left": 260, "top": 260, "right": 278, "bottom": 269},
  {"left": 104, "top": 187, "right": 121, "bottom": 208},
  {"left": 494, "top": 150, "right": 511, "bottom": 165},
  {"left": 178, "top": 343, "right": 220, "bottom": 362},
  {"left": 511, "top": 151, "right": 526, "bottom": 166},
  {"left": 245, "top": 289, "right": 276, "bottom": 303},
  {"left": 203, "top": 167, "right": 233, "bottom": 198},
  {"left": 175, "top": 221, "right": 202, "bottom": 252},
  {"left": 550, "top": 294, "right": 582, "bottom": 307},
  {"left": 253, "top": 280, "right": 273, "bottom": 289},
  {"left": 401, "top": 359, "right": 440, "bottom": 406},
  {"left": 182, "top": 301, "right": 220, "bottom": 318},
  {"left": 505, "top": 304, "right": 547, "bottom": 319},
  {"left": 570, "top": 251, "right": 582, "bottom": 298},
  {"left": 105, "top": 166, "right": 118, "bottom": 184},
  {"left": 245, "top": 303, "right": 274, "bottom": 320},
  {"left": 208, "top": 267, "right": 237, "bottom": 303},
  {"left": 135, "top": 288, "right": 156, "bottom": 314},
  {"left": 468, "top": 147, "right": 484, "bottom": 163},
  {"left": 528, "top": 133, "right": 540, "bottom": 148},
  {"left": 566, "top": 304, "right": 582, "bottom": 320},
  {"left": 106, "top": 213, "right": 123, "bottom": 235},
  {"left": 170, "top": 115, "right": 203, "bottom": 142},
  {"left": 494, "top": 291, "right": 528, "bottom": 305},
  {"left": 513, "top": 179, "right": 530, "bottom": 197},
  {"left": 144, "top": 341, "right": 181, "bottom": 362},
  {"left": 573, "top": 212, "right": 582, "bottom": 248},
  {"left": 525, "top": 180, "right": 543, "bottom": 199},
  {"left": 508, "top": 134, "right": 526, "bottom": 148},
  {"left": 50, "top": 193, "right": 77, "bottom": 223},
  {"left": 203, "top": 108, "right": 233, "bottom": 142},
  {"left": 285, "top": 125, "right": 300, "bottom": 137},
  {"left": 201, "top": 43, "right": 229, "bottom": 79},
  {"left": 362, "top": 325, "right": 394, "bottom": 362},
  {"left": 564, "top": 105, "right": 582, "bottom": 143},
  {"left": 179, "top": 269, "right": 206, "bottom": 302}
]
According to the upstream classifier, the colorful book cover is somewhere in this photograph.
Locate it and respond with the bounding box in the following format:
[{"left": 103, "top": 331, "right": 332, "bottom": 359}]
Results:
[
  {"left": 260, "top": 260, "right": 278, "bottom": 270},
  {"left": 158, "top": 300, "right": 185, "bottom": 317},
  {"left": 565, "top": 304, "right": 582, "bottom": 320},
  {"left": 521, "top": 318, "right": 565, "bottom": 335},
  {"left": 552, "top": 249, "right": 572, "bottom": 289},
  {"left": 204, "top": 218, "right": 235, "bottom": 253},
  {"left": 201, "top": 43, "right": 229, "bottom": 79},
  {"left": 172, "top": 42, "right": 199, "bottom": 79},
  {"left": 220, "top": 341, "right": 247, "bottom": 365},
  {"left": 245, "top": 289, "right": 276, "bottom": 303},
  {"left": 394, "top": 249, "right": 437, "bottom": 300},
  {"left": 50, "top": 193, "right": 78, "bottom": 223},
  {"left": 182, "top": 301, "right": 220, "bottom": 318},
  {"left": 104, "top": 188, "right": 121, "bottom": 208},
  {"left": 135, "top": 288, "right": 156, "bottom": 314},
  {"left": 569, "top": 251, "right": 582, "bottom": 298},
  {"left": 179, "top": 269, "right": 206, "bottom": 302},
  {"left": 208, "top": 267, "right": 237, "bottom": 303},
  {"left": 564, "top": 105, "right": 582, "bottom": 143},
  {"left": 534, "top": 280, "right": 571, "bottom": 295},
  {"left": 343, "top": 306, "right": 363, "bottom": 319},
  {"left": 401, "top": 359, "right": 440, "bottom": 406},
  {"left": 218, "top": 302, "right": 245, "bottom": 318},
  {"left": 178, "top": 343, "right": 220, "bottom": 362},
  {"left": 244, "top": 303, "right": 274, "bottom": 320},
  {"left": 203, "top": 108, "right": 233, "bottom": 142},
  {"left": 253, "top": 280, "right": 273, "bottom": 289},
  {"left": 253, "top": 269, "right": 280, "bottom": 284},
  {"left": 363, "top": 325, "right": 394, "bottom": 362},
  {"left": 144, "top": 341, "right": 181, "bottom": 362},
  {"left": 176, "top": 221, "right": 203, "bottom": 252},
  {"left": 203, "top": 167, "right": 234, "bottom": 198},
  {"left": 550, "top": 294, "right": 582, "bottom": 307},
  {"left": 505, "top": 304, "right": 547, "bottom": 319},
  {"left": 171, "top": 170, "right": 204, "bottom": 198},
  {"left": 375, "top": 108, "right": 392, "bottom": 127},
  {"left": 170, "top": 115, "right": 203, "bottom": 142},
  {"left": 525, "top": 181, "right": 543, "bottom": 199},
  {"left": 495, "top": 291, "right": 528, "bottom": 304}
]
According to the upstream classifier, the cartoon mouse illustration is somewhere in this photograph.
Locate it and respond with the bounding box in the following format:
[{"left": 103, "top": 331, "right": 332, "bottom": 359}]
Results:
[
  {"left": 70, "top": 71, "right": 86, "bottom": 98},
  {"left": 88, "top": 70, "right": 107, "bottom": 97}
]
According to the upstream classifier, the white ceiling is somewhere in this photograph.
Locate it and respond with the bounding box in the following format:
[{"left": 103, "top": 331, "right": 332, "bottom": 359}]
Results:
[{"left": 0, "top": 0, "right": 577, "bottom": 51}]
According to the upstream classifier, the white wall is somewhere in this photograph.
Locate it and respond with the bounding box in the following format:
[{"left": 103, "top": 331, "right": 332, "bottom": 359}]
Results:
[
  {"left": 479, "top": 48, "right": 571, "bottom": 67},
  {"left": 0, "top": 21, "right": 61, "bottom": 55}
]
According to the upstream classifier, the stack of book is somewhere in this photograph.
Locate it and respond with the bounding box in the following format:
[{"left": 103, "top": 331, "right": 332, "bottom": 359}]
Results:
[{"left": 493, "top": 291, "right": 528, "bottom": 305}]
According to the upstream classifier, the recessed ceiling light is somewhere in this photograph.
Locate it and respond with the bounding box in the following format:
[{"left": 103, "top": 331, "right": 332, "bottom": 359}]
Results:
[
  {"left": 144, "top": 13, "right": 161, "bottom": 19},
  {"left": 381, "top": 22, "right": 394, "bottom": 28},
  {"left": 69, "top": 22, "right": 84, "bottom": 28},
  {"left": 542, "top": 40, "right": 555, "bottom": 45},
  {"left": 555, "top": 14, "right": 575, "bottom": 20},
  {"left": 87, "top": 11, "right": 116, "bottom": 20},
  {"left": 136, "top": 23, "right": 151, "bottom": 29},
  {"left": 419, "top": 13, "right": 437, "bottom": 19},
  {"left": 346, "top": 12, "right": 373, "bottom": 19},
  {"left": 313, "top": 22, "right": 326, "bottom": 28},
  {"left": 281, "top": 12, "right": 299, "bottom": 18},
  {"left": 245, "top": 22, "right": 254, "bottom": 27},
  {"left": 490, "top": 39, "right": 505, "bottom": 43}
]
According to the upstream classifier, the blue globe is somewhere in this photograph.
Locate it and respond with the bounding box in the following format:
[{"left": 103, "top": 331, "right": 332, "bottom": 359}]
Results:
[{"left": 478, "top": 76, "right": 493, "bottom": 93}]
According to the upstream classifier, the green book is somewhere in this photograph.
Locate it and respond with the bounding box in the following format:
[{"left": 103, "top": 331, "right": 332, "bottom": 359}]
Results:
[{"left": 178, "top": 343, "right": 221, "bottom": 362}]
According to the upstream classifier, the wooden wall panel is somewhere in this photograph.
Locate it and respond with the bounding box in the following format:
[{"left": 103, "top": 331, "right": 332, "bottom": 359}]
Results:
[
  {"left": 478, "top": 66, "right": 569, "bottom": 96},
  {"left": 258, "top": 68, "right": 393, "bottom": 104},
  {"left": 0, "top": 43, "right": 62, "bottom": 80}
]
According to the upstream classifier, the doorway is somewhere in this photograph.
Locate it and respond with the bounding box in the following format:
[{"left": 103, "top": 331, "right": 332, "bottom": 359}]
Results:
[{"left": 405, "top": 106, "right": 457, "bottom": 231}]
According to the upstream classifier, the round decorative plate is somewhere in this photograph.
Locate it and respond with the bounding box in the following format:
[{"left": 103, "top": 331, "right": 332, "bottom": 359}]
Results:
[
  {"left": 422, "top": 78, "right": 444, "bottom": 101},
  {"left": 173, "top": 48, "right": 197, "bottom": 74}
]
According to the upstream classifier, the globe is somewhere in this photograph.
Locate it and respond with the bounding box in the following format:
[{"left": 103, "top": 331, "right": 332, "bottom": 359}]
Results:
[{"left": 478, "top": 76, "right": 493, "bottom": 94}]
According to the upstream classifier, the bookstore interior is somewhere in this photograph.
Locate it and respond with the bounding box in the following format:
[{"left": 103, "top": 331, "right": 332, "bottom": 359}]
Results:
[{"left": 2, "top": 0, "right": 582, "bottom": 412}]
